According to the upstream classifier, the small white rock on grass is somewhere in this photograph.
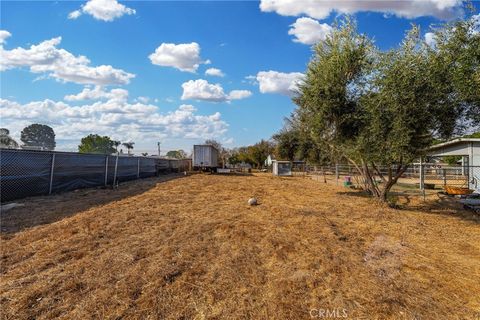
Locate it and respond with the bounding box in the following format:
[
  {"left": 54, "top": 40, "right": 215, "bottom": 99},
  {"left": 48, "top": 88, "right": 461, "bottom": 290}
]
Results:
[{"left": 248, "top": 198, "right": 258, "bottom": 206}]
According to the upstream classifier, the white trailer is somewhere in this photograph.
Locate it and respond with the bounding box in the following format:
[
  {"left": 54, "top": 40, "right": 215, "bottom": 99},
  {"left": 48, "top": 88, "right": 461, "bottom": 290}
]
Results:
[{"left": 193, "top": 145, "right": 219, "bottom": 171}]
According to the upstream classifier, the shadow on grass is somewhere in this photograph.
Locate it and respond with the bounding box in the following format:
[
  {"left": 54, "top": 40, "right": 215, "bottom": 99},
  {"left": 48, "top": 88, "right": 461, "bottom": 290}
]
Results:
[
  {"left": 336, "top": 190, "right": 371, "bottom": 198},
  {"left": 394, "top": 192, "right": 480, "bottom": 223},
  {"left": 341, "top": 187, "right": 479, "bottom": 223},
  {"left": 0, "top": 174, "right": 186, "bottom": 235}
]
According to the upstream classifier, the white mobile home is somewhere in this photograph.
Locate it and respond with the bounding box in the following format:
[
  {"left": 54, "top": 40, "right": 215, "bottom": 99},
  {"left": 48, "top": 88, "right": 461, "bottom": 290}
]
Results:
[{"left": 193, "top": 145, "right": 219, "bottom": 171}]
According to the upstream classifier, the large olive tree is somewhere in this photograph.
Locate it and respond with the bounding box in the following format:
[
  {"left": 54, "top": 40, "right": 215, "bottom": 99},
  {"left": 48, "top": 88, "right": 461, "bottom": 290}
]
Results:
[{"left": 291, "top": 17, "right": 479, "bottom": 203}]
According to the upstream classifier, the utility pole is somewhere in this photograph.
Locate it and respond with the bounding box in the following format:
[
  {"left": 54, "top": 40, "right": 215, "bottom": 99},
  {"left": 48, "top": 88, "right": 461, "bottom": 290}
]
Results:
[{"left": 157, "top": 142, "right": 161, "bottom": 157}]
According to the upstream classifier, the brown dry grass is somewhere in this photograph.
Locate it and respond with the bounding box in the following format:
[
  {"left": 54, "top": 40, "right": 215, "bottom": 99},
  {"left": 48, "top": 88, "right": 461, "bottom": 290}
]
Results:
[{"left": 1, "top": 173, "right": 479, "bottom": 319}]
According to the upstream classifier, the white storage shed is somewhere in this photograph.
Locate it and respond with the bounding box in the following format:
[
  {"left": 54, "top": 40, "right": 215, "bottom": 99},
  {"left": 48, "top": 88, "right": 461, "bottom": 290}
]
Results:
[{"left": 272, "top": 160, "right": 292, "bottom": 176}]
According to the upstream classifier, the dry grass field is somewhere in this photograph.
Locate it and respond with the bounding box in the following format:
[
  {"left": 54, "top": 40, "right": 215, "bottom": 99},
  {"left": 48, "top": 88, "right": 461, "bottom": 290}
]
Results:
[{"left": 1, "top": 173, "right": 479, "bottom": 319}]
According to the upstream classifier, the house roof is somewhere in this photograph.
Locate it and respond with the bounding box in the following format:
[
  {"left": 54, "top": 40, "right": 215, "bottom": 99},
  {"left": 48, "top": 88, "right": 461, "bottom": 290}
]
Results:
[{"left": 428, "top": 138, "right": 480, "bottom": 150}]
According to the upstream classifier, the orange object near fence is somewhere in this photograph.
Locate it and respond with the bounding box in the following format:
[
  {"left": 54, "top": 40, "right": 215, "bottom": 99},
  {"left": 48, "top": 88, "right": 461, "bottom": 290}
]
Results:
[{"left": 444, "top": 185, "right": 474, "bottom": 195}]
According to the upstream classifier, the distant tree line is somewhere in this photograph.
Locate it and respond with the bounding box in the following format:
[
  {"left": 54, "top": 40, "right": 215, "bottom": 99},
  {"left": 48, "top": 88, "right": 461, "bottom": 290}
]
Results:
[
  {"left": 166, "top": 150, "right": 187, "bottom": 159},
  {"left": 0, "top": 124, "right": 139, "bottom": 156},
  {"left": 0, "top": 124, "right": 56, "bottom": 150},
  {"left": 192, "top": 139, "right": 275, "bottom": 169},
  {"left": 78, "top": 134, "right": 135, "bottom": 155}
]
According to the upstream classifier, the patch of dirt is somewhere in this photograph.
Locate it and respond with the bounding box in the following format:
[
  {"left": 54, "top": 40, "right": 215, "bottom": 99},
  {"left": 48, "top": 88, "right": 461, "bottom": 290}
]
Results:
[{"left": 364, "top": 235, "right": 405, "bottom": 281}]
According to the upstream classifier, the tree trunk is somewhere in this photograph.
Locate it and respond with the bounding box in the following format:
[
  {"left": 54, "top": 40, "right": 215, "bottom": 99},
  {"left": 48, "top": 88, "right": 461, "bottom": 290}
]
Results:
[
  {"left": 354, "top": 162, "right": 408, "bottom": 204},
  {"left": 375, "top": 165, "right": 407, "bottom": 203}
]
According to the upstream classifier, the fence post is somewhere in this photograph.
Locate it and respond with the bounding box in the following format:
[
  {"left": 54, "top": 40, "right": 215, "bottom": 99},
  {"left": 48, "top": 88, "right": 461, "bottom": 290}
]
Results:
[
  {"left": 419, "top": 159, "right": 424, "bottom": 191},
  {"left": 104, "top": 156, "right": 109, "bottom": 186},
  {"left": 113, "top": 155, "right": 119, "bottom": 186},
  {"left": 443, "top": 168, "right": 447, "bottom": 187},
  {"left": 137, "top": 158, "right": 140, "bottom": 179},
  {"left": 335, "top": 163, "right": 339, "bottom": 185},
  {"left": 49, "top": 153, "right": 55, "bottom": 195}
]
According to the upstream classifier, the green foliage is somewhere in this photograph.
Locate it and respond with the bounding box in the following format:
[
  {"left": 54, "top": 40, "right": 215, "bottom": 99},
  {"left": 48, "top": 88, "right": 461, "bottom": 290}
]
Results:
[
  {"left": 429, "top": 16, "right": 480, "bottom": 127},
  {"left": 248, "top": 139, "right": 275, "bottom": 168},
  {"left": 227, "top": 147, "right": 253, "bottom": 166},
  {"left": 166, "top": 150, "right": 187, "bottom": 159},
  {"left": 113, "top": 140, "right": 121, "bottom": 152},
  {"left": 273, "top": 119, "right": 299, "bottom": 161},
  {"left": 20, "top": 124, "right": 56, "bottom": 150},
  {"left": 464, "top": 131, "right": 480, "bottom": 138},
  {"left": 0, "top": 128, "right": 18, "bottom": 148},
  {"left": 227, "top": 152, "right": 241, "bottom": 165},
  {"left": 423, "top": 16, "right": 480, "bottom": 134},
  {"left": 283, "top": 17, "right": 479, "bottom": 202},
  {"left": 443, "top": 156, "right": 462, "bottom": 165},
  {"left": 78, "top": 134, "right": 117, "bottom": 154},
  {"left": 360, "top": 26, "right": 434, "bottom": 165},
  {"left": 122, "top": 142, "right": 135, "bottom": 154},
  {"left": 226, "top": 141, "right": 274, "bottom": 168}
]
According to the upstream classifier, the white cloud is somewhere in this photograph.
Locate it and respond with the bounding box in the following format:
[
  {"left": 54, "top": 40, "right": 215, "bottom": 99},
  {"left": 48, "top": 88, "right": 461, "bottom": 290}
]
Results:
[
  {"left": 223, "top": 137, "right": 234, "bottom": 145},
  {"left": 205, "top": 67, "right": 225, "bottom": 77},
  {"left": 0, "top": 35, "right": 134, "bottom": 85},
  {"left": 288, "top": 17, "right": 332, "bottom": 45},
  {"left": 137, "top": 96, "right": 150, "bottom": 104},
  {"left": 474, "top": 13, "right": 480, "bottom": 24},
  {"left": 0, "top": 95, "right": 228, "bottom": 143},
  {"left": 0, "top": 30, "right": 12, "bottom": 44},
  {"left": 253, "top": 71, "right": 304, "bottom": 96},
  {"left": 181, "top": 79, "right": 252, "bottom": 102},
  {"left": 149, "top": 42, "right": 209, "bottom": 73},
  {"left": 68, "top": 10, "right": 82, "bottom": 20},
  {"left": 64, "top": 86, "right": 129, "bottom": 101},
  {"left": 424, "top": 32, "right": 437, "bottom": 47},
  {"left": 68, "top": 0, "right": 135, "bottom": 22},
  {"left": 181, "top": 79, "right": 225, "bottom": 102},
  {"left": 0, "top": 36, "right": 134, "bottom": 85},
  {"left": 472, "top": 14, "right": 480, "bottom": 33},
  {"left": 227, "top": 90, "right": 252, "bottom": 100},
  {"left": 260, "top": 0, "right": 463, "bottom": 20}
]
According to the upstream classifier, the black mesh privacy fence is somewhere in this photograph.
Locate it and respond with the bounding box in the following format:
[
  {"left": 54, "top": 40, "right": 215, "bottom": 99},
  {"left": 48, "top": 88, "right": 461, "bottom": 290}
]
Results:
[{"left": 0, "top": 149, "right": 191, "bottom": 202}]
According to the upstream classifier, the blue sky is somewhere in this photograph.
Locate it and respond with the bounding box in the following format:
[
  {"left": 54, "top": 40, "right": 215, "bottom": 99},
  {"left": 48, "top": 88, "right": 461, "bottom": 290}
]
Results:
[{"left": 1, "top": 0, "right": 478, "bottom": 154}]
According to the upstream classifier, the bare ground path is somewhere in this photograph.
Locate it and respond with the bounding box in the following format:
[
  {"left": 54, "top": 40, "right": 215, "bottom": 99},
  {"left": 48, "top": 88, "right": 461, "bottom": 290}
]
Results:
[{"left": 1, "top": 173, "right": 479, "bottom": 319}]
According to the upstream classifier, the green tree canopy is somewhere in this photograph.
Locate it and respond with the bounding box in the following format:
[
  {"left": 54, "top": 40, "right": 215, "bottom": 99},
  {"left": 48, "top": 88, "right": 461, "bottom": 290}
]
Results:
[
  {"left": 464, "top": 131, "right": 480, "bottom": 139},
  {"left": 0, "top": 128, "right": 19, "bottom": 148},
  {"left": 20, "top": 124, "right": 56, "bottom": 150},
  {"left": 273, "top": 119, "right": 300, "bottom": 161},
  {"left": 166, "top": 150, "right": 187, "bottom": 159},
  {"left": 112, "top": 140, "right": 121, "bottom": 152},
  {"left": 286, "top": 17, "right": 479, "bottom": 202},
  {"left": 248, "top": 139, "right": 275, "bottom": 168},
  {"left": 122, "top": 142, "right": 135, "bottom": 154},
  {"left": 78, "top": 134, "right": 117, "bottom": 154}
]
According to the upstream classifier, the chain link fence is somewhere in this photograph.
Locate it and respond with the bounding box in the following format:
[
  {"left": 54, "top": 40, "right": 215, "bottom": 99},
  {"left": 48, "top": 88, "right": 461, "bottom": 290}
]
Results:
[
  {"left": 0, "top": 149, "right": 191, "bottom": 202},
  {"left": 306, "top": 163, "right": 480, "bottom": 193}
]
